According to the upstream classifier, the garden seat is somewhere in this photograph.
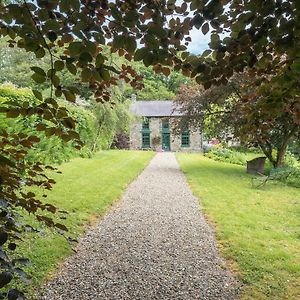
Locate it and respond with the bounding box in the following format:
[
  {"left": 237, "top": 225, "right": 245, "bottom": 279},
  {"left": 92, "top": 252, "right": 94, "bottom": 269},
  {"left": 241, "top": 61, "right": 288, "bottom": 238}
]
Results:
[
  {"left": 251, "top": 167, "right": 294, "bottom": 188},
  {"left": 246, "top": 156, "right": 266, "bottom": 174}
]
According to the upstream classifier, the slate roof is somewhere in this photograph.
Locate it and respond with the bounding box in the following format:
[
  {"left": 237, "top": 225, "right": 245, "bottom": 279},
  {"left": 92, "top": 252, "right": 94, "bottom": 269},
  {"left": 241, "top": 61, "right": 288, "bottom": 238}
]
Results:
[{"left": 129, "top": 100, "right": 183, "bottom": 117}]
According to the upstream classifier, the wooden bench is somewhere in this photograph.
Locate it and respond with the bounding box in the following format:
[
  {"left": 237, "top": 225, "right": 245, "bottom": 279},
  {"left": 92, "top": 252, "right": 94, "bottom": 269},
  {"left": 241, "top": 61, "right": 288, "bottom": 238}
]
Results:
[{"left": 251, "top": 168, "right": 294, "bottom": 188}]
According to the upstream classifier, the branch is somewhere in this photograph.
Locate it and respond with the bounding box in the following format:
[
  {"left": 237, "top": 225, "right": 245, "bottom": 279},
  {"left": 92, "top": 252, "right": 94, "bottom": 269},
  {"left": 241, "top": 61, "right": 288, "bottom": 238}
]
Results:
[
  {"left": 23, "top": 0, "right": 54, "bottom": 98},
  {"left": 229, "top": 82, "right": 242, "bottom": 99},
  {"left": 206, "top": 110, "right": 231, "bottom": 116}
]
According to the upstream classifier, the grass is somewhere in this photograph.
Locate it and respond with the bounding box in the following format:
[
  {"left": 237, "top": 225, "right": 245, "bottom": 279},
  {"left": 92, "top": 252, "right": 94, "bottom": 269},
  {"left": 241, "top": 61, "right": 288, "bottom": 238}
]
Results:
[
  {"left": 176, "top": 153, "right": 300, "bottom": 300},
  {"left": 13, "top": 150, "right": 154, "bottom": 296}
]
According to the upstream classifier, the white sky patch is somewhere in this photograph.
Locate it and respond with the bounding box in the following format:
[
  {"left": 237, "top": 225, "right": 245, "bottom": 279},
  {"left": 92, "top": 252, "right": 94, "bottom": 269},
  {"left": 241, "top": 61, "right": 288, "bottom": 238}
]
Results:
[
  {"left": 174, "top": 0, "right": 211, "bottom": 54},
  {"left": 187, "top": 27, "right": 211, "bottom": 54}
]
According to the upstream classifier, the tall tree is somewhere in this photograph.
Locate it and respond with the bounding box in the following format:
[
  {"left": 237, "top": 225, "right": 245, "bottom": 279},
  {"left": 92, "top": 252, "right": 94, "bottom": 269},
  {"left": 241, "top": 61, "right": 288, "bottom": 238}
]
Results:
[
  {"left": 0, "top": 1, "right": 299, "bottom": 297},
  {"left": 175, "top": 74, "right": 300, "bottom": 168}
]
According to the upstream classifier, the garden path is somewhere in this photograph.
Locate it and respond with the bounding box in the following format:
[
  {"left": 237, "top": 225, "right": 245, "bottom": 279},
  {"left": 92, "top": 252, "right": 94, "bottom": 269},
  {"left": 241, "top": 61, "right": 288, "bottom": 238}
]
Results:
[{"left": 41, "top": 152, "right": 237, "bottom": 300}]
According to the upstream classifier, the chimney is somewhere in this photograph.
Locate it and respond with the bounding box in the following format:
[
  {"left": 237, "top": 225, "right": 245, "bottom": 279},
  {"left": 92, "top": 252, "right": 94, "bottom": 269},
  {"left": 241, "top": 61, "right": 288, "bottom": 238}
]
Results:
[{"left": 131, "top": 94, "right": 137, "bottom": 102}]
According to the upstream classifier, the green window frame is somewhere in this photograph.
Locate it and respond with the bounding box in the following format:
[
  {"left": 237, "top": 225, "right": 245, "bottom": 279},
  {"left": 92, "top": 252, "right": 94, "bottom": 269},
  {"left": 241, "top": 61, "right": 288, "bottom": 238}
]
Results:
[
  {"left": 162, "top": 119, "right": 169, "bottom": 130},
  {"left": 181, "top": 131, "right": 190, "bottom": 147},
  {"left": 142, "top": 117, "right": 150, "bottom": 130},
  {"left": 142, "top": 132, "right": 150, "bottom": 148}
]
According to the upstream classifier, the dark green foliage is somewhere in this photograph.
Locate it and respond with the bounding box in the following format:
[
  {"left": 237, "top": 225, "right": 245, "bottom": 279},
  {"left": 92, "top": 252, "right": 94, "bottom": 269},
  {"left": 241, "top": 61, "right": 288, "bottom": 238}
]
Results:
[
  {"left": 0, "top": 84, "right": 95, "bottom": 164},
  {"left": 0, "top": 0, "right": 298, "bottom": 297},
  {"left": 205, "top": 147, "right": 254, "bottom": 166}
]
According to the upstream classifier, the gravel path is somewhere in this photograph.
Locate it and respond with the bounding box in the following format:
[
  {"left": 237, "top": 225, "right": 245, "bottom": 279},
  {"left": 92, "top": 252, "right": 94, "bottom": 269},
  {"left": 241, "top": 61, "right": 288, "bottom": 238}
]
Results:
[{"left": 41, "top": 153, "right": 238, "bottom": 300}]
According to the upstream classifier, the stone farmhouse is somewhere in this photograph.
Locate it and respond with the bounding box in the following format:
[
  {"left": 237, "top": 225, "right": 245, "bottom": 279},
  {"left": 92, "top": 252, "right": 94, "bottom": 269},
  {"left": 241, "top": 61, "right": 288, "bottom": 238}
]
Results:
[{"left": 129, "top": 100, "right": 203, "bottom": 152}]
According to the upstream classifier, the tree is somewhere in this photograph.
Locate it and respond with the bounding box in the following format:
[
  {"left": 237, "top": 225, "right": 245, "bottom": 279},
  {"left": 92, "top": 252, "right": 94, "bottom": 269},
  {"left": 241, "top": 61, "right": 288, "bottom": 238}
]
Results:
[
  {"left": 185, "top": 0, "right": 300, "bottom": 137},
  {"left": 0, "top": 0, "right": 299, "bottom": 297},
  {"left": 175, "top": 74, "right": 300, "bottom": 168},
  {"left": 122, "top": 61, "right": 191, "bottom": 100}
]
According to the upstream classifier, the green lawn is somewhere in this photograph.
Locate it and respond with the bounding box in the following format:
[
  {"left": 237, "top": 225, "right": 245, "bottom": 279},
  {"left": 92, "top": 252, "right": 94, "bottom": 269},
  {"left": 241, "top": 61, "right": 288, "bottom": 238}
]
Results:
[
  {"left": 14, "top": 150, "right": 154, "bottom": 296},
  {"left": 177, "top": 153, "right": 300, "bottom": 300}
]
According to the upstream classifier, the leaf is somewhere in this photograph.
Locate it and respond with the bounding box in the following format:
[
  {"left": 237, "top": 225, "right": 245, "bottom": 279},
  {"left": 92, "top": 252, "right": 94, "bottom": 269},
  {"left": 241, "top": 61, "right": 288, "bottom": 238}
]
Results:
[
  {"left": 0, "top": 232, "right": 8, "bottom": 246},
  {"left": 35, "top": 47, "right": 45, "bottom": 58},
  {"left": 81, "top": 68, "right": 92, "bottom": 82},
  {"left": 63, "top": 90, "right": 76, "bottom": 102},
  {"left": 79, "top": 52, "right": 93, "bottom": 64},
  {"left": 125, "top": 36, "right": 137, "bottom": 53},
  {"left": 31, "top": 73, "right": 46, "bottom": 84},
  {"left": 8, "top": 289, "right": 25, "bottom": 300},
  {"left": 51, "top": 75, "right": 60, "bottom": 87},
  {"left": 143, "top": 52, "right": 154, "bottom": 67},
  {"left": 202, "top": 23, "right": 209, "bottom": 35},
  {"left": 54, "top": 60, "right": 65, "bottom": 71},
  {"left": 12, "top": 258, "right": 30, "bottom": 267},
  {"left": 162, "top": 67, "right": 171, "bottom": 76},
  {"left": 95, "top": 53, "right": 105, "bottom": 67},
  {"left": 70, "top": 0, "right": 80, "bottom": 11},
  {"left": 99, "top": 68, "right": 110, "bottom": 81},
  {"left": 0, "top": 154, "right": 15, "bottom": 168},
  {"left": 209, "top": 33, "right": 220, "bottom": 49},
  {"left": 69, "top": 42, "right": 83, "bottom": 56},
  {"left": 6, "top": 109, "right": 20, "bottom": 118},
  {"left": 112, "top": 35, "right": 125, "bottom": 49},
  {"left": 202, "top": 49, "right": 212, "bottom": 57},
  {"left": 45, "top": 19, "right": 60, "bottom": 31},
  {"left": 32, "top": 90, "right": 43, "bottom": 101},
  {"left": 48, "top": 31, "right": 57, "bottom": 42},
  {"left": 60, "top": 0, "right": 71, "bottom": 12},
  {"left": 0, "top": 272, "right": 13, "bottom": 288},
  {"left": 8, "top": 243, "right": 16, "bottom": 251},
  {"left": 55, "top": 223, "right": 68, "bottom": 232},
  {"left": 66, "top": 63, "right": 77, "bottom": 75},
  {"left": 192, "top": 14, "right": 204, "bottom": 29},
  {"left": 134, "top": 48, "right": 147, "bottom": 61},
  {"left": 85, "top": 41, "right": 97, "bottom": 55},
  {"left": 30, "top": 67, "right": 46, "bottom": 76}
]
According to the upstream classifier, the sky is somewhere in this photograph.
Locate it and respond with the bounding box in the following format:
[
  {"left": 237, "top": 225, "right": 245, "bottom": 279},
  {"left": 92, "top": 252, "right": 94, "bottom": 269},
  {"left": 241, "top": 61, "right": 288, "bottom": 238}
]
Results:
[
  {"left": 186, "top": 28, "right": 211, "bottom": 54},
  {"left": 173, "top": 0, "right": 211, "bottom": 54}
]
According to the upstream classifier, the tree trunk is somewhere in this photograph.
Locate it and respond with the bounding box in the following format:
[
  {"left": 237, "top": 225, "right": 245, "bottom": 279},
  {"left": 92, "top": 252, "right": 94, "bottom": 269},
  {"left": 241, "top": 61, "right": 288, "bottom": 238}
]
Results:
[
  {"left": 258, "top": 142, "right": 276, "bottom": 168},
  {"left": 91, "top": 122, "right": 103, "bottom": 152},
  {"left": 275, "top": 126, "right": 298, "bottom": 168}
]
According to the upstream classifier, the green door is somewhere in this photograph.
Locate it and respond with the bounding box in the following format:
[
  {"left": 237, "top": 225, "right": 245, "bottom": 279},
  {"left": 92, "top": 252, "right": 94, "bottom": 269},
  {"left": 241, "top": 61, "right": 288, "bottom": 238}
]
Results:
[{"left": 162, "top": 132, "right": 171, "bottom": 151}]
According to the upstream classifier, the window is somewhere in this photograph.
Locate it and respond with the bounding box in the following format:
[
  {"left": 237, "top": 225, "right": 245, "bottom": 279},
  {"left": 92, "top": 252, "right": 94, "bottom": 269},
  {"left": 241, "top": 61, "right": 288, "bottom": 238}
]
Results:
[
  {"left": 142, "top": 118, "right": 150, "bottom": 129},
  {"left": 142, "top": 132, "right": 150, "bottom": 148},
  {"left": 162, "top": 119, "right": 169, "bottom": 130},
  {"left": 141, "top": 118, "right": 150, "bottom": 148},
  {"left": 181, "top": 131, "right": 190, "bottom": 147}
]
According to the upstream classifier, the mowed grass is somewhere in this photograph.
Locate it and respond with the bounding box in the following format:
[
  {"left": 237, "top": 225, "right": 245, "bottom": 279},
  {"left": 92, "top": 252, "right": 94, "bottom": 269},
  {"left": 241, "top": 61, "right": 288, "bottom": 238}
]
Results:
[
  {"left": 176, "top": 153, "right": 300, "bottom": 300},
  {"left": 15, "top": 150, "right": 154, "bottom": 295}
]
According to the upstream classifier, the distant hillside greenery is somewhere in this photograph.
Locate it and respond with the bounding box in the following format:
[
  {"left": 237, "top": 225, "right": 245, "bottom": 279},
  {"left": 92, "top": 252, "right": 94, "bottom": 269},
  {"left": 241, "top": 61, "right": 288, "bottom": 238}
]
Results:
[
  {"left": 0, "top": 40, "right": 190, "bottom": 102},
  {"left": 122, "top": 62, "right": 191, "bottom": 100}
]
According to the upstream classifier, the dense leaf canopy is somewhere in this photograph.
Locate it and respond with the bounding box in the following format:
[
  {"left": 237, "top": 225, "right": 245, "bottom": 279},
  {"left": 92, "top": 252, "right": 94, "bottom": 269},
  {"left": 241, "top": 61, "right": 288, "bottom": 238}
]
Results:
[{"left": 0, "top": 0, "right": 299, "bottom": 297}]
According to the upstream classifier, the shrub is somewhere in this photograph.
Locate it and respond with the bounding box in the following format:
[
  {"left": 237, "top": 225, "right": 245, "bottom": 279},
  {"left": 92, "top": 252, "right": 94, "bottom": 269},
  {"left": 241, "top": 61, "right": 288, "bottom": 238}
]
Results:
[
  {"left": 205, "top": 145, "right": 300, "bottom": 188},
  {"left": 205, "top": 147, "right": 249, "bottom": 166},
  {"left": 111, "top": 132, "right": 130, "bottom": 149},
  {"left": 0, "top": 84, "right": 96, "bottom": 164}
]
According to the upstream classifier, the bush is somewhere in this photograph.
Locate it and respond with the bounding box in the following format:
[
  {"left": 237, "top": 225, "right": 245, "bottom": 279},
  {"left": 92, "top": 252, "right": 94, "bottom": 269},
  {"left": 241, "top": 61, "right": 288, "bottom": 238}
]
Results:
[
  {"left": 205, "top": 145, "right": 300, "bottom": 188},
  {"left": 205, "top": 147, "right": 249, "bottom": 166},
  {"left": 111, "top": 132, "right": 130, "bottom": 149},
  {"left": 0, "top": 84, "right": 96, "bottom": 164}
]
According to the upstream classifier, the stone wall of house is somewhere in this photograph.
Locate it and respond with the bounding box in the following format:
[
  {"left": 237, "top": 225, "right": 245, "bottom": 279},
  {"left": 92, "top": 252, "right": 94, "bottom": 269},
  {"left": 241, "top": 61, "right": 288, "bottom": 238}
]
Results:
[
  {"left": 149, "top": 118, "right": 161, "bottom": 150},
  {"left": 129, "top": 121, "right": 142, "bottom": 150},
  {"left": 129, "top": 117, "right": 202, "bottom": 152},
  {"left": 171, "top": 126, "right": 202, "bottom": 152}
]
